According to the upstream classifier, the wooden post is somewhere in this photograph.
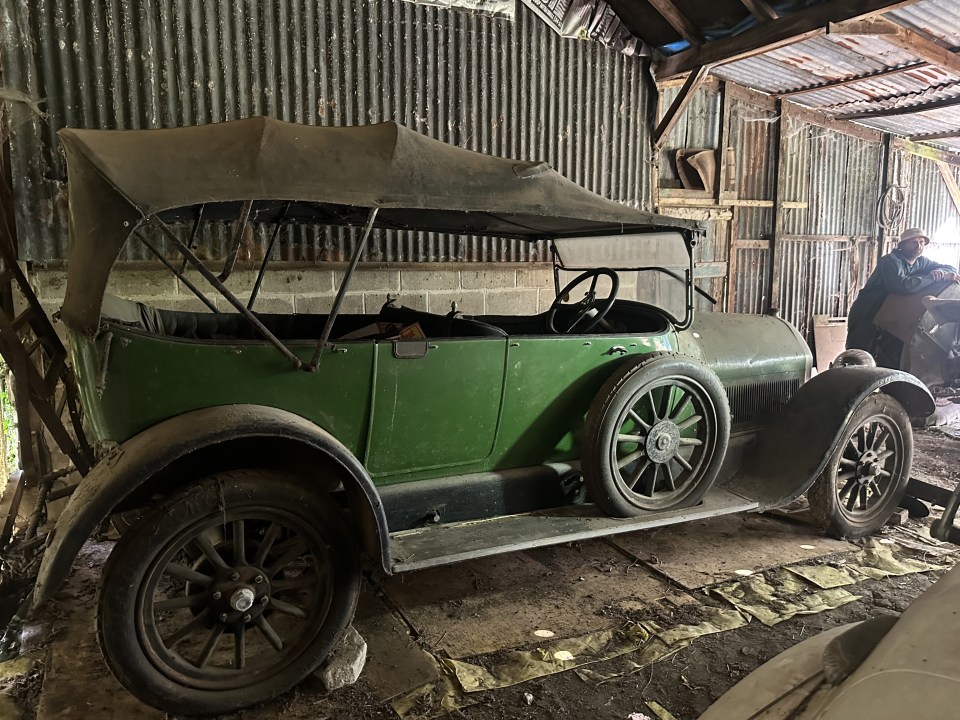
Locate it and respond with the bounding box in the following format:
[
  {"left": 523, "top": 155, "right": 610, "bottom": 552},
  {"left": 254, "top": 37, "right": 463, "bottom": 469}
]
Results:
[{"left": 768, "top": 97, "right": 787, "bottom": 315}]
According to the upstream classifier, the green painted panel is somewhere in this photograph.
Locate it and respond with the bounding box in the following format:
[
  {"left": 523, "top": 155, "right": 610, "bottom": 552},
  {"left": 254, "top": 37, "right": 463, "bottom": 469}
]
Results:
[
  {"left": 70, "top": 327, "right": 374, "bottom": 453},
  {"left": 365, "top": 339, "right": 508, "bottom": 476},
  {"left": 491, "top": 333, "right": 677, "bottom": 469}
]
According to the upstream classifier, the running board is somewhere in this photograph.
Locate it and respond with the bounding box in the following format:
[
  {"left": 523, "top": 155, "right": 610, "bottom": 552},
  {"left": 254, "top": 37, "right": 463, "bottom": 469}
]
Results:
[{"left": 389, "top": 487, "right": 758, "bottom": 573}]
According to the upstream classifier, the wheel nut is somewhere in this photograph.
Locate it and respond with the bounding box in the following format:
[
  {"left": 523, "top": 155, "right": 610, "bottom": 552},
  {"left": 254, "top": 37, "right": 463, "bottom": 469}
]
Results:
[
  {"left": 260, "top": 596, "right": 269, "bottom": 605},
  {"left": 231, "top": 572, "right": 240, "bottom": 581},
  {"left": 212, "top": 591, "right": 222, "bottom": 600},
  {"left": 255, "top": 575, "right": 263, "bottom": 584},
  {"left": 230, "top": 587, "right": 256, "bottom": 612},
  {"left": 219, "top": 613, "right": 228, "bottom": 622}
]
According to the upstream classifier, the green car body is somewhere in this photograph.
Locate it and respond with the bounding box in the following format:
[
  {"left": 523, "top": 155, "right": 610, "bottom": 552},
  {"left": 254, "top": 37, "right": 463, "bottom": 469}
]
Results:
[{"left": 21, "top": 117, "right": 936, "bottom": 716}]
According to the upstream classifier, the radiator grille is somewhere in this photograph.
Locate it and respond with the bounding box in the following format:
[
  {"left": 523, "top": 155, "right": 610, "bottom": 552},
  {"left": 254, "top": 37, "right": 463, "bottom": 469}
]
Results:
[{"left": 725, "top": 378, "right": 801, "bottom": 426}]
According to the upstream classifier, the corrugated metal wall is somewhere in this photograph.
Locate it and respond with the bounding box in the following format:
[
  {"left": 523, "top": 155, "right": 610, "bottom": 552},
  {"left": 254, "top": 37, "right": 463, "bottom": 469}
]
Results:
[
  {"left": 1, "top": 0, "right": 654, "bottom": 262},
  {"left": 894, "top": 150, "right": 960, "bottom": 271},
  {"left": 729, "top": 93, "right": 777, "bottom": 315},
  {"left": 775, "top": 115, "right": 883, "bottom": 340}
]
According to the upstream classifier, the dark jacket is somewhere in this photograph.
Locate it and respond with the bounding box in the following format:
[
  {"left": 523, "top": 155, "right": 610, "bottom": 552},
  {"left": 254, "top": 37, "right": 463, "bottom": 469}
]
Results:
[{"left": 846, "top": 249, "right": 956, "bottom": 351}]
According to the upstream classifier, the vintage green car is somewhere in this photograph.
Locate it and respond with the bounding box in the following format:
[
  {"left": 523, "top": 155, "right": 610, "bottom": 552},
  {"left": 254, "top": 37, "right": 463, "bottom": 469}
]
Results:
[{"left": 25, "top": 118, "right": 932, "bottom": 714}]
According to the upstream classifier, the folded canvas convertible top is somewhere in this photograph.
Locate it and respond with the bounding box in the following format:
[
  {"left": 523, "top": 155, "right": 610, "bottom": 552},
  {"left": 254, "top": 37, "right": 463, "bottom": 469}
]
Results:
[{"left": 59, "top": 116, "right": 698, "bottom": 336}]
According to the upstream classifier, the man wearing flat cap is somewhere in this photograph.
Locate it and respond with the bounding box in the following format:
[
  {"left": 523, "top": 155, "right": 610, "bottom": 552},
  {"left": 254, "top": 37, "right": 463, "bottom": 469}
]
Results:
[{"left": 846, "top": 227, "right": 959, "bottom": 362}]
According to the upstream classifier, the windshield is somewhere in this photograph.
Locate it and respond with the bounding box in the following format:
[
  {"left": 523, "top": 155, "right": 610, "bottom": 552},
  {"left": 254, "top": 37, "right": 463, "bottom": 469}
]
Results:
[{"left": 552, "top": 232, "right": 692, "bottom": 326}]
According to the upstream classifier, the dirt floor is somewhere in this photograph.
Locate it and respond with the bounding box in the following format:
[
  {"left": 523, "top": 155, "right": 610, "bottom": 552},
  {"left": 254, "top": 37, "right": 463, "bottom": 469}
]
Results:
[{"left": 4, "top": 426, "right": 959, "bottom": 720}]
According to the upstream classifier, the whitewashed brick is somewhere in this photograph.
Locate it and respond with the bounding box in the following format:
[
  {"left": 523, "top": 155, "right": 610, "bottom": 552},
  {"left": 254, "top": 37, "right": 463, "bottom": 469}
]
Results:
[
  {"left": 427, "top": 290, "right": 485, "bottom": 316},
  {"left": 485, "top": 289, "right": 539, "bottom": 315},
  {"left": 516, "top": 267, "right": 554, "bottom": 289},
  {"left": 296, "top": 293, "right": 365, "bottom": 315},
  {"left": 460, "top": 269, "right": 516, "bottom": 290},
  {"left": 334, "top": 269, "right": 400, "bottom": 292},
  {"left": 260, "top": 269, "right": 335, "bottom": 294},
  {"left": 400, "top": 269, "right": 460, "bottom": 291}
]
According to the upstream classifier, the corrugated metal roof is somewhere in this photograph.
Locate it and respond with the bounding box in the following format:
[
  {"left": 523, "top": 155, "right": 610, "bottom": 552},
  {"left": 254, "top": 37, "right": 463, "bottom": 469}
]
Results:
[
  {"left": 1, "top": 0, "right": 654, "bottom": 263},
  {"left": 710, "top": 0, "right": 960, "bottom": 151}
]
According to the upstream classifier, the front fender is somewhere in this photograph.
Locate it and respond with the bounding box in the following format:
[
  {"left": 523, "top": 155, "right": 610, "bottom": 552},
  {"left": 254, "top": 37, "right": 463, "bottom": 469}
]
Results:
[
  {"left": 30, "top": 404, "right": 390, "bottom": 615},
  {"left": 727, "top": 367, "right": 933, "bottom": 511}
]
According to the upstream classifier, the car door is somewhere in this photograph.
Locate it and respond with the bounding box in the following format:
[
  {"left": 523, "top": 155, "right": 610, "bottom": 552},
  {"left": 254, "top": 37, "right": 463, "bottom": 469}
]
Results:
[{"left": 364, "top": 335, "right": 508, "bottom": 478}]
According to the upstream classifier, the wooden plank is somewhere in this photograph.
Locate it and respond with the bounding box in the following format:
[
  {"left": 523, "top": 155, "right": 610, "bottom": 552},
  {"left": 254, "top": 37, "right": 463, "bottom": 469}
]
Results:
[
  {"left": 770, "top": 95, "right": 787, "bottom": 315},
  {"left": 739, "top": 0, "right": 779, "bottom": 22},
  {"left": 654, "top": 65, "right": 712, "bottom": 149},
  {"left": 734, "top": 239, "right": 772, "bottom": 248},
  {"left": 694, "top": 261, "right": 728, "bottom": 278},
  {"left": 648, "top": 0, "right": 702, "bottom": 46},
  {"left": 655, "top": 0, "right": 917, "bottom": 80},
  {"left": 725, "top": 81, "right": 777, "bottom": 110},
  {"left": 784, "top": 100, "right": 882, "bottom": 142},
  {"left": 936, "top": 160, "right": 960, "bottom": 216},
  {"left": 726, "top": 206, "right": 740, "bottom": 311},
  {"left": 872, "top": 17, "right": 960, "bottom": 78},
  {"left": 827, "top": 18, "right": 900, "bottom": 34},
  {"left": 656, "top": 207, "right": 734, "bottom": 221},
  {"left": 893, "top": 136, "right": 960, "bottom": 168}
]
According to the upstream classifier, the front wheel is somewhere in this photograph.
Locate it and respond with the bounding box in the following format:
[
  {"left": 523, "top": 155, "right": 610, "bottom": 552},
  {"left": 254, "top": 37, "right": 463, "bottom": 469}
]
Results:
[
  {"left": 808, "top": 394, "right": 912, "bottom": 539},
  {"left": 582, "top": 352, "right": 730, "bottom": 517},
  {"left": 97, "top": 470, "right": 361, "bottom": 715}
]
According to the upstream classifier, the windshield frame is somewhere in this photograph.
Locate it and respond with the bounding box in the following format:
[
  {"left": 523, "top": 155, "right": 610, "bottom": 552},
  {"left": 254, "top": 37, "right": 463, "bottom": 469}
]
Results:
[{"left": 549, "top": 230, "right": 699, "bottom": 330}]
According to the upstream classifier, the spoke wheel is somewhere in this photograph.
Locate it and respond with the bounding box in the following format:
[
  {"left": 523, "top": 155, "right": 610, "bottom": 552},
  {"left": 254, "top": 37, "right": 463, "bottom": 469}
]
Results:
[
  {"left": 808, "top": 394, "right": 912, "bottom": 539},
  {"left": 583, "top": 352, "right": 730, "bottom": 516},
  {"left": 98, "top": 470, "right": 360, "bottom": 715}
]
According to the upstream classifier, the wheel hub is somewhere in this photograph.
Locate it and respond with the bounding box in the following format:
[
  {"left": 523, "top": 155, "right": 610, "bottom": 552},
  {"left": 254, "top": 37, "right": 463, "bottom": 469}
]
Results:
[
  {"left": 230, "top": 588, "right": 255, "bottom": 612},
  {"left": 646, "top": 421, "right": 680, "bottom": 463},
  {"left": 857, "top": 450, "right": 881, "bottom": 484},
  {"left": 209, "top": 566, "right": 271, "bottom": 624}
]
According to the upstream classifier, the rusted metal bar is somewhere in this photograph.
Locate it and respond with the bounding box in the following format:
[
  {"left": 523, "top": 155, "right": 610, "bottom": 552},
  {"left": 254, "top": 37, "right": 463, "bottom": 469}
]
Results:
[
  {"left": 309, "top": 207, "right": 379, "bottom": 369},
  {"left": 218, "top": 200, "right": 254, "bottom": 282},
  {"left": 148, "top": 216, "right": 302, "bottom": 369},
  {"left": 135, "top": 231, "right": 219, "bottom": 314},
  {"left": 249, "top": 202, "right": 291, "bottom": 310},
  {"left": 178, "top": 203, "right": 206, "bottom": 273}
]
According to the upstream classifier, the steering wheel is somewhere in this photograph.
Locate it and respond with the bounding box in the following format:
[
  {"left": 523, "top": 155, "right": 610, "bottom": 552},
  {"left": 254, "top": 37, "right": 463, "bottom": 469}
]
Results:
[{"left": 547, "top": 268, "right": 620, "bottom": 334}]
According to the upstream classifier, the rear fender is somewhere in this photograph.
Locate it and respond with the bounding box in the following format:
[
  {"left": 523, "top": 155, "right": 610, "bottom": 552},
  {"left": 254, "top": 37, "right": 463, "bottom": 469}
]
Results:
[
  {"left": 726, "top": 367, "right": 933, "bottom": 510},
  {"left": 30, "top": 404, "right": 390, "bottom": 616}
]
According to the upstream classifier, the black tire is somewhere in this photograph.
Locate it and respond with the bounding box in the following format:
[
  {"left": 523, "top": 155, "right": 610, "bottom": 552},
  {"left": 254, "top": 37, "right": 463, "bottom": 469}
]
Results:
[
  {"left": 97, "top": 470, "right": 361, "bottom": 715},
  {"left": 582, "top": 352, "right": 731, "bottom": 517},
  {"left": 831, "top": 349, "right": 876, "bottom": 368},
  {"left": 808, "top": 394, "right": 913, "bottom": 539}
]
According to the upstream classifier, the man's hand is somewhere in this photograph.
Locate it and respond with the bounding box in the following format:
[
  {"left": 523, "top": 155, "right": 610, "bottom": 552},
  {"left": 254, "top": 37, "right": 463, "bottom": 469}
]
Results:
[{"left": 930, "top": 269, "right": 959, "bottom": 282}]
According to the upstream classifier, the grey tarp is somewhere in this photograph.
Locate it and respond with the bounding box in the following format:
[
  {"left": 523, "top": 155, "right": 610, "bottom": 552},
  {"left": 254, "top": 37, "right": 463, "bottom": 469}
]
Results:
[{"left": 59, "top": 116, "right": 697, "bottom": 337}]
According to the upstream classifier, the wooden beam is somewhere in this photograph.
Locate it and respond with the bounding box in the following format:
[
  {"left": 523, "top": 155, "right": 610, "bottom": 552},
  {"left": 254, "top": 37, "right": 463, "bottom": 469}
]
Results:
[
  {"left": 936, "top": 160, "right": 960, "bottom": 216},
  {"left": 738, "top": 0, "right": 779, "bottom": 23},
  {"left": 648, "top": 0, "right": 702, "bottom": 47},
  {"left": 827, "top": 19, "right": 901, "bottom": 34},
  {"left": 909, "top": 130, "right": 960, "bottom": 142},
  {"left": 784, "top": 100, "right": 882, "bottom": 143},
  {"left": 871, "top": 17, "right": 960, "bottom": 78},
  {"left": 655, "top": 0, "right": 916, "bottom": 81},
  {"left": 839, "top": 93, "right": 960, "bottom": 120},
  {"left": 893, "top": 136, "right": 960, "bottom": 169},
  {"left": 779, "top": 62, "right": 927, "bottom": 98},
  {"left": 653, "top": 65, "right": 712, "bottom": 149}
]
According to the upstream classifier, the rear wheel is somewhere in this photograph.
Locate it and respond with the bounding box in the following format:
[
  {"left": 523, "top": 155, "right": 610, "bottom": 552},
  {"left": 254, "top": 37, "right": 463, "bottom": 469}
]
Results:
[
  {"left": 808, "top": 394, "right": 912, "bottom": 539},
  {"left": 583, "top": 353, "right": 730, "bottom": 517},
  {"left": 97, "top": 470, "right": 361, "bottom": 715}
]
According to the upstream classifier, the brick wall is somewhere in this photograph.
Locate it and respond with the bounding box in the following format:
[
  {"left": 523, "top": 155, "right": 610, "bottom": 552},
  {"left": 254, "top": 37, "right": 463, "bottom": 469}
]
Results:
[{"left": 28, "top": 263, "right": 594, "bottom": 321}]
